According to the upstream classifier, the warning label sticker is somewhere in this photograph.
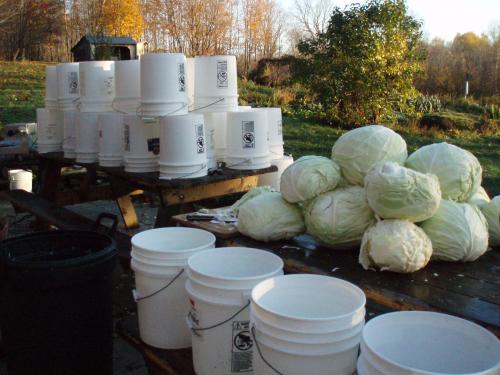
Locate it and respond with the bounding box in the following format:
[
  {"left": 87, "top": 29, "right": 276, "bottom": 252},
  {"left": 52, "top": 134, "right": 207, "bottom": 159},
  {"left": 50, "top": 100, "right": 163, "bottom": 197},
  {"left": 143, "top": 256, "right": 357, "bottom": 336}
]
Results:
[
  {"left": 195, "top": 124, "right": 205, "bottom": 154},
  {"left": 68, "top": 71, "right": 78, "bottom": 94},
  {"left": 242, "top": 121, "right": 255, "bottom": 149},
  {"left": 217, "top": 60, "right": 228, "bottom": 88},
  {"left": 124, "top": 124, "right": 130, "bottom": 152},
  {"left": 178, "top": 63, "right": 186, "bottom": 92},
  {"left": 231, "top": 321, "right": 253, "bottom": 373}
]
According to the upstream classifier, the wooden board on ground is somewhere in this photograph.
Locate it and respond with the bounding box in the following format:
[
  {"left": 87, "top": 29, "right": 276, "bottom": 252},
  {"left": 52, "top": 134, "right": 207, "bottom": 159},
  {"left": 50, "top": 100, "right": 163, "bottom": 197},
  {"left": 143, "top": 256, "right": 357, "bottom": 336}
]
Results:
[{"left": 172, "top": 209, "right": 239, "bottom": 239}]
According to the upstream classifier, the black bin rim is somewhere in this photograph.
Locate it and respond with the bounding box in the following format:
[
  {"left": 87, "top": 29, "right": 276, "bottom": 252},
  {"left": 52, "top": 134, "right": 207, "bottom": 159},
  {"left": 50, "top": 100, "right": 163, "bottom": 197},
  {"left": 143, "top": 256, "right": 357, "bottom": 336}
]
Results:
[{"left": 0, "top": 230, "right": 117, "bottom": 270}]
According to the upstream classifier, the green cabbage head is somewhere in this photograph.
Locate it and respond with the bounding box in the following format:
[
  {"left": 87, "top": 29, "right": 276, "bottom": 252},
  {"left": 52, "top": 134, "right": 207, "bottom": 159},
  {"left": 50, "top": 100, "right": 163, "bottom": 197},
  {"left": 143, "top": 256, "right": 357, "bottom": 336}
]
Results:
[
  {"left": 364, "top": 162, "right": 441, "bottom": 222},
  {"left": 237, "top": 192, "right": 305, "bottom": 242},
  {"left": 280, "top": 155, "right": 341, "bottom": 203},
  {"left": 359, "top": 220, "right": 433, "bottom": 273},
  {"left": 406, "top": 142, "right": 482, "bottom": 202},
  {"left": 468, "top": 186, "right": 491, "bottom": 208},
  {"left": 481, "top": 196, "right": 500, "bottom": 247},
  {"left": 331, "top": 125, "right": 407, "bottom": 186},
  {"left": 304, "top": 186, "right": 375, "bottom": 249},
  {"left": 420, "top": 200, "right": 489, "bottom": 262},
  {"left": 231, "top": 186, "right": 275, "bottom": 215}
]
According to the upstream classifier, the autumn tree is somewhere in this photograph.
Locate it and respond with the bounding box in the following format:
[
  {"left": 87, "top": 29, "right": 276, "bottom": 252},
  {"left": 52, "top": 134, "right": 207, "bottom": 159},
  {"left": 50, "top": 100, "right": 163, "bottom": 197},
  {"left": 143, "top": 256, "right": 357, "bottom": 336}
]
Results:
[
  {"left": 295, "top": 0, "right": 424, "bottom": 125},
  {"left": 101, "top": 0, "right": 143, "bottom": 40}
]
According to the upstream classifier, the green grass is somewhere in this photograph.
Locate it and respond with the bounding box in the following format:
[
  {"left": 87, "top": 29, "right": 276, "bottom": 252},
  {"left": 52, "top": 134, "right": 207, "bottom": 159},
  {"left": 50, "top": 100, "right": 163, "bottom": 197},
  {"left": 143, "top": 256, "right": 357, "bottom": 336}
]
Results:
[
  {"left": 0, "top": 61, "right": 47, "bottom": 126},
  {"left": 283, "top": 116, "right": 500, "bottom": 196}
]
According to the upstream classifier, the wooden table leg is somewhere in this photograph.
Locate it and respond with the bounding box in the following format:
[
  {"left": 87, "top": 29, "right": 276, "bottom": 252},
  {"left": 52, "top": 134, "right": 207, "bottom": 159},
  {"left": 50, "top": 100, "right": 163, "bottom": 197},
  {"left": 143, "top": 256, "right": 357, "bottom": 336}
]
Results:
[{"left": 116, "top": 194, "right": 140, "bottom": 230}]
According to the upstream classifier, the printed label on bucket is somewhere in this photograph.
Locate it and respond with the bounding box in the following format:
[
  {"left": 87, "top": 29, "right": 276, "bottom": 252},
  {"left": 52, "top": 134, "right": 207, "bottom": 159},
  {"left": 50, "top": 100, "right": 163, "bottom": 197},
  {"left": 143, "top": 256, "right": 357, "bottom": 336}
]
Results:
[
  {"left": 242, "top": 121, "right": 255, "bottom": 149},
  {"left": 195, "top": 123, "right": 205, "bottom": 154},
  {"left": 103, "top": 76, "right": 114, "bottom": 95},
  {"left": 46, "top": 123, "right": 57, "bottom": 140},
  {"left": 147, "top": 138, "right": 160, "bottom": 154},
  {"left": 217, "top": 60, "right": 228, "bottom": 88},
  {"left": 278, "top": 120, "right": 283, "bottom": 136},
  {"left": 124, "top": 124, "right": 130, "bottom": 152},
  {"left": 231, "top": 321, "right": 253, "bottom": 373},
  {"left": 67, "top": 71, "right": 78, "bottom": 94},
  {"left": 178, "top": 63, "right": 186, "bottom": 92}
]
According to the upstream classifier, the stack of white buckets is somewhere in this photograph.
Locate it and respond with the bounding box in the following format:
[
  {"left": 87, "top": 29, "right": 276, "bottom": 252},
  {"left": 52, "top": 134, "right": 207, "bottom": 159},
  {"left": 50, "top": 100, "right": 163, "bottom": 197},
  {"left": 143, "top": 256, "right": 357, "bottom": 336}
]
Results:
[
  {"left": 37, "top": 54, "right": 291, "bottom": 188},
  {"left": 130, "top": 227, "right": 368, "bottom": 375}
]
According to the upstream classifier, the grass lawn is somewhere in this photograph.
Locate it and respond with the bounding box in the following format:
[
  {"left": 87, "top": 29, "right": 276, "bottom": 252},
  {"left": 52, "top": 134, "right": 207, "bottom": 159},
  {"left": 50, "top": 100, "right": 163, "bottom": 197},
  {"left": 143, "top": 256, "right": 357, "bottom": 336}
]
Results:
[
  {"left": 1, "top": 60, "right": 498, "bottom": 196},
  {"left": 283, "top": 116, "right": 500, "bottom": 197}
]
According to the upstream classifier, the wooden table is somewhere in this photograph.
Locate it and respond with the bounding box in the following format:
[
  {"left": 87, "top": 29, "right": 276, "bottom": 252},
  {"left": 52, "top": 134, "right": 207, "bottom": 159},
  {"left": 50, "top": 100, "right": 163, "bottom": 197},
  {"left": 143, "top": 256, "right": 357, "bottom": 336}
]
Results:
[
  {"left": 35, "top": 152, "right": 276, "bottom": 229},
  {"left": 115, "top": 231, "right": 500, "bottom": 375}
]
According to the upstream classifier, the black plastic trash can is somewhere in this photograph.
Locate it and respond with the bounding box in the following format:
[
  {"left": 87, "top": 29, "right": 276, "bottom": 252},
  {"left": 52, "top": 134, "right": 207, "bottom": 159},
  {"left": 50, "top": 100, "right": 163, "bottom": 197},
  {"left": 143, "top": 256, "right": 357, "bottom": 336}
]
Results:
[{"left": 0, "top": 228, "right": 117, "bottom": 375}]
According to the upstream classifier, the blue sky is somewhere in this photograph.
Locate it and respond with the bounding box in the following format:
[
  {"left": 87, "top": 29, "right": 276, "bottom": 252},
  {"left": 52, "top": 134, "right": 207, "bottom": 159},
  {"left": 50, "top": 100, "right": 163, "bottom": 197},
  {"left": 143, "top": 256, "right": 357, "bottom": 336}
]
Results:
[{"left": 279, "top": 0, "right": 500, "bottom": 41}]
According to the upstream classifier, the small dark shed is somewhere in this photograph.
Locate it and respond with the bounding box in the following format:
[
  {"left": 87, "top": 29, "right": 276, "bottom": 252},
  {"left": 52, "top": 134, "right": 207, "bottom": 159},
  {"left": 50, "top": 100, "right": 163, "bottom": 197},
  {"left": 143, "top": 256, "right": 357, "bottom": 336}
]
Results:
[{"left": 71, "top": 35, "right": 137, "bottom": 62}]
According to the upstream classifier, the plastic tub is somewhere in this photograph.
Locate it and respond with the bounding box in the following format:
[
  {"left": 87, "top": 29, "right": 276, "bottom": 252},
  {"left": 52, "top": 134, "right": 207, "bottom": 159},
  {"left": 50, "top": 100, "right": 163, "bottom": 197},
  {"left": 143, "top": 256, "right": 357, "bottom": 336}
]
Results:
[
  {"left": 98, "top": 112, "right": 123, "bottom": 167},
  {"left": 113, "top": 60, "right": 140, "bottom": 114},
  {"left": 56, "top": 62, "right": 79, "bottom": 111},
  {"left": 258, "top": 155, "right": 294, "bottom": 190},
  {"left": 79, "top": 61, "right": 115, "bottom": 112}
]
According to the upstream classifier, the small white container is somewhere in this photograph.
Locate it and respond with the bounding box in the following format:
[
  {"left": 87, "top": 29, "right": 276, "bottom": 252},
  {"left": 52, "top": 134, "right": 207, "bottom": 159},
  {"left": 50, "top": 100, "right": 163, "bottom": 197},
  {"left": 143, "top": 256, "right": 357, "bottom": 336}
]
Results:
[
  {"left": 44, "top": 66, "right": 58, "bottom": 109},
  {"left": 113, "top": 60, "right": 140, "bottom": 114},
  {"left": 140, "top": 53, "right": 188, "bottom": 117},
  {"left": 8, "top": 169, "right": 32, "bottom": 192},
  {"left": 36, "top": 108, "right": 62, "bottom": 153},
  {"left": 79, "top": 61, "right": 115, "bottom": 112},
  {"left": 56, "top": 62, "right": 79, "bottom": 111},
  {"left": 225, "top": 109, "right": 270, "bottom": 170},
  {"left": 258, "top": 155, "right": 294, "bottom": 190},
  {"left": 131, "top": 228, "right": 216, "bottom": 349},
  {"left": 98, "top": 112, "right": 123, "bottom": 167},
  {"left": 75, "top": 112, "right": 100, "bottom": 163},
  {"left": 159, "top": 113, "right": 208, "bottom": 179}
]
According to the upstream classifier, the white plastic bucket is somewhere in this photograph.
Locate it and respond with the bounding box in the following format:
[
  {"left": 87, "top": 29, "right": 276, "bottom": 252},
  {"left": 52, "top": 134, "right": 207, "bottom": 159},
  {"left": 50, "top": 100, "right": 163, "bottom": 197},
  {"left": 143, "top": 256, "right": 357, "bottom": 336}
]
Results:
[
  {"left": 140, "top": 53, "right": 188, "bottom": 117},
  {"left": 203, "top": 112, "right": 226, "bottom": 162},
  {"left": 8, "top": 169, "right": 32, "bottom": 192},
  {"left": 131, "top": 228, "right": 216, "bottom": 349},
  {"left": 260, "top": 107, "right": 284, "bottom": 157},
  {"left": 44, "top": 66, "right": 58, "bottom": 109},
  {"left": 56, "top": 62, "right": 79, "bottom": 111},
  {"left": 123, "top": 115, "right": 159, "bottom": 172},
  {"left": 159, "top": 113, "right": 208, "bottom": 179},
  {"left": 79, "top": 61, "right": 115, "bottom": 112},
  {"left": 36, "top": 108, "right": 62, "bottom": 153},
  {"left": 75, "top": 112, "right": 100, "bottom": 163},
  {"left": 186, "top": 247, "right": 284, "bottom": 375},
  {"left": 238, "top": 106, "right": 252, "bottom": 110},
  {"left": 98, "top": 112, "right": 123, "bottom": 167},
  {"left": 193, "top": 56, "right": 238, "bottom": 112},
  {"left": 63, "top": 110, "right": 77, "bottom": 158},
  {"left": 114, "top": 60, "right": 140, "bottom": 114},
  {"left": 225, "top": 109, "right": 270, "bottom": 170},
  {"left": 251, "top": 274, "right": 366, "bottom": 375},
  {"left": 186, "top": 57, "right": 195, "bottom": 106},
  {"left": 258, "top": 155, "right": 294, "bottom": 190},
  {"left": 360, "top": 311, "right": 500, "bottom": 375}
]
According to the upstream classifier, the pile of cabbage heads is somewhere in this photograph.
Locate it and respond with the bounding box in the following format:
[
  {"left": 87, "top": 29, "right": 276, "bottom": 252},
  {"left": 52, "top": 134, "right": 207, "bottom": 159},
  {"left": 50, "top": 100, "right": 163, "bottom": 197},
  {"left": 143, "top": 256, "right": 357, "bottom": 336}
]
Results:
[{"left": 235, "top": 125, "right": 495, "bottom": 273}]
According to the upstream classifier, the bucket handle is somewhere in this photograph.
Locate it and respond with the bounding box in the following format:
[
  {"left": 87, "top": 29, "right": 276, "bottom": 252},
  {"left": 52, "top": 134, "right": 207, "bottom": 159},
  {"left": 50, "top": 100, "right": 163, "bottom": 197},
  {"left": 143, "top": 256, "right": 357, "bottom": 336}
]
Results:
[
  {"left": 187, "top": 299, "right": 250, "bottom": 337},
  {"left": 133, "top": 268, "right": 185, "bottom": 302},
  {"left": 93, "top": 212, "right": 118, "bottom": 236},
  {"left": 251, "top": 325, "right": 284, "bottom": 375}
]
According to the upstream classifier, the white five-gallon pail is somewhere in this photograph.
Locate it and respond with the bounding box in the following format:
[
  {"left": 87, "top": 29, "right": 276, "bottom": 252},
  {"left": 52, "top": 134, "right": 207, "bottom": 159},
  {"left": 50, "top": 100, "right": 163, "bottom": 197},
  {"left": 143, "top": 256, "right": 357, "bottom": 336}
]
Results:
[
  {"left": 75, "top": 112, "right": 100, "bottom": 163},
  {"left": 98, "top": 112, "right": 123, "bottom": 167},
  {"left": 62, "top": 110, "right": 77, "bottom": 158},
  {"left": 8, "top": 169, "right": 32, "bottom": 192},
  {"left": 44, "top": 66, "right": 58, "bottom": 109},
  {"left": 203, "top": 112, "right": 226, "bottom": 163},
  {"left": 123, "top": 115, "right": 159, "bottom": 172},
  {"left": 159, "top": 113, "right": 208, "bottom": 179},
  {"left": 260, "top": 107, "right": 284, "bottom": 157},
  {"left": 251, "top": 274, "right": 366, "bottom": 375},
  {"left": 131, "top": 227, "right": 216, "bottom": 349},
  {"left": 225, "top": 109, "right": 270, "bottom": 170},
  {"left": 258, "top": 155, "right": 294, "bottom": 191},
  {"left": 358, "top": 311, "right": 500, "bottom": 375},
  {"left": 56, "top": 62, "right": 79, "bottom": 111},
  {"left": 193, "top": 56, "right": 238, "bottom": 112},
  {"left": 79, "top": 61, "right": 115, "bottom": 112},
  {"left": 186, "top": 57, "right": 195, "bottom": 106},
  {"left": 186, "top": 247, "right": 284, "bottom": 375},
  {"left": 36, "top": 108, "right": 62, "bottom": 153},
  {"left": 140, "top": 53, "right": 188, "bottom": 117},
  {"left": 113, "top": 60, "right": 140, "bottom": 114}
]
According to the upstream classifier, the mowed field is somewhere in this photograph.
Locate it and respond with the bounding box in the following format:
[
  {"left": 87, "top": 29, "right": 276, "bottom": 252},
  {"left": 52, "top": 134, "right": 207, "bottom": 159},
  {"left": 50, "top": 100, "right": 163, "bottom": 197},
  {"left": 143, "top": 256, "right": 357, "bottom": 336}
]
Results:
[{"left": 1, "top": 61, "right": 498, "bottom": 196}]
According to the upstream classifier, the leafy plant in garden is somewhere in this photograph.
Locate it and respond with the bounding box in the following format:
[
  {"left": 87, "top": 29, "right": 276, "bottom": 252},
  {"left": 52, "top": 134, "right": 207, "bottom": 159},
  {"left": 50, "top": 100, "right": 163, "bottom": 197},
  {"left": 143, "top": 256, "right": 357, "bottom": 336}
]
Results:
[{"left": 294, "top": 0, "right": 424, "bottom": 126}]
